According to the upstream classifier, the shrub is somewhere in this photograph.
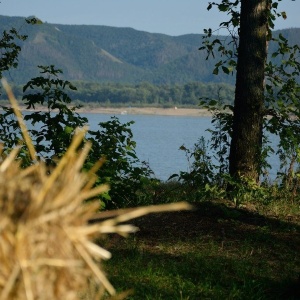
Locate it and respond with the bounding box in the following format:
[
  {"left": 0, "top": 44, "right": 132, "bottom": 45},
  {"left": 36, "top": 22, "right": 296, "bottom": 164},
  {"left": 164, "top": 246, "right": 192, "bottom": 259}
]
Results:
[{"left": 0, "top": 66, "right": 152, "bottom": 208}]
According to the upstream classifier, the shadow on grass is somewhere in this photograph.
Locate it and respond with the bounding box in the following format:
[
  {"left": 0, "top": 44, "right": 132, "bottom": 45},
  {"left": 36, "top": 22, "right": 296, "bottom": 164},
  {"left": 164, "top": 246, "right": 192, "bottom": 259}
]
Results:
[
  {"left": 107, "top": 247, "right": 300, "bottom": 300},
  {"left": 103, "top": 201, "right": 300, "bottom": 299},
  {"left": 130, "top": 200, "right": 300, "bottom": 245}
]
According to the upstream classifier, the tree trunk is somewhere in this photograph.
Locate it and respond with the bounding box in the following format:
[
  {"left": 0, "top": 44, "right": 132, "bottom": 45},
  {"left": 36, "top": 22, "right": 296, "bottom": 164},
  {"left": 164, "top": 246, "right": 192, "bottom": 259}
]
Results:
[{"left": 229, "top": 0, "right": 269, "bottom": 181}]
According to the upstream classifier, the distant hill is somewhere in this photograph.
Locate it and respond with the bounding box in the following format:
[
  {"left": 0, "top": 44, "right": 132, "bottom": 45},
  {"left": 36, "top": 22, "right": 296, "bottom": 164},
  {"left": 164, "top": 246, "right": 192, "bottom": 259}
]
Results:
[{"left": 1, "top": 15, "right": 300, "bottom": 85}]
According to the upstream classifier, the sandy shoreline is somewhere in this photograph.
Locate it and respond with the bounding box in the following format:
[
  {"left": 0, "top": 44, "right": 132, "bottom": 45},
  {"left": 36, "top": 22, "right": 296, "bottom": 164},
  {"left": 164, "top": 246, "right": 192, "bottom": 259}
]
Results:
[
  {"left": 5, "top": 105, "right": 212, "bottom": 117},
  {"left": 76, "top": 106, "right": 212, "bottom": 117}
]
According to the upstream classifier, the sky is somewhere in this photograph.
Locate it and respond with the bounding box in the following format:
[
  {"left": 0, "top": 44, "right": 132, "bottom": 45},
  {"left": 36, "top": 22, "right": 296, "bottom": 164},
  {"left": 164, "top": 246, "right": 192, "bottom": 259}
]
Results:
[{"left": 1, "top": 0, "right": 300, "bottom": 36}]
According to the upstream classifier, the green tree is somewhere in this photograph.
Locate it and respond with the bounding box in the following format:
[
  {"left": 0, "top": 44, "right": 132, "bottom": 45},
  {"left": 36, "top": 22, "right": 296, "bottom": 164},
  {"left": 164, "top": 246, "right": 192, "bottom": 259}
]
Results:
[
  {"left": 0, "top": 23, "right": 152, "bottom": 208},
  {"left": 0, "top": 27, "right": 27, "bottom": 83},
  {"left": 229, "top": 0, "right": 269, "bottom": 181},
  {"left": 201, "top": 0, "right": 300, "bottom": 184}
]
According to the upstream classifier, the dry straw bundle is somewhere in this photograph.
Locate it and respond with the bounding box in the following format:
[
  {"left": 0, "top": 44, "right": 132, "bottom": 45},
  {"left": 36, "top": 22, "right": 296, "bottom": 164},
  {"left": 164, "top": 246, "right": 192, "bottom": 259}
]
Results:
[{"left": 0, "top": 80, "right": 191, "bottom": 300}]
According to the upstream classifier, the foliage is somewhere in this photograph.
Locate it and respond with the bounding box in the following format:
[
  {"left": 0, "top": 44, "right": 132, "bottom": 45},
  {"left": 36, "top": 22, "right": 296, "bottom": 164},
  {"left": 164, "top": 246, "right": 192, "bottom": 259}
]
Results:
[
  {"left": 0, "top": 65, "right": 152, "bottom": 208},
  {"left": 172, "top": 122, "right": 300, "bottom": 206},
  {"left": 0, "top": 15, "right": 230, "bottom": 85},
  {"left": 0, "top": 27, "right": 27, "bottom": 84},
  {"left": 264, "top": 33, "right": 300, "bottom": 185},
  {"left": 0, "top": 65, "right": 86, "bottom": 164},
  {"left": 1, "top": 15, "right": 300, "bottom": 86},
  {"left": 23, "top": 65, "right": 86, "bottom": 162},
  {"left": 87, "top": 117, "right": 153, "bottom": 208},
  {"left": 170, "top": 91, "right": 233, "bottom": 200},
  {"left": 172, "top": 137, "right": 215, "bottom": 187},
  {"left": 1, "top": 81, "right": 236, "bottom": 107},
  {"left": 196, "top": 0, "right": 300, "bottom": 195},
  {"left": 200, "top": 95, "right": 233, "bottom": 179},
  {"left": 0, "top": 18, "right": 154, "bottom": 208}
]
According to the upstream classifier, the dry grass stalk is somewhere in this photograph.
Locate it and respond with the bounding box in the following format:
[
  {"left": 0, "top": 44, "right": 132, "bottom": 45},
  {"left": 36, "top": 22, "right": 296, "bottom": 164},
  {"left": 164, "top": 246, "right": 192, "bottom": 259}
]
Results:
[{"left": 0, "top": 80, "right": 192, "bottom": 299}]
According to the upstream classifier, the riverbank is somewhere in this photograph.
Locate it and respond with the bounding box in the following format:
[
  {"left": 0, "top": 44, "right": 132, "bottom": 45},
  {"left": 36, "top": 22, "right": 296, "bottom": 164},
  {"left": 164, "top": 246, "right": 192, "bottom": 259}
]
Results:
[
  {"left": 4, "top": 103, "right": 212, "bottom": 117},
  {"left": 76, "top": 106, "right": 212, "bottom": 117}
]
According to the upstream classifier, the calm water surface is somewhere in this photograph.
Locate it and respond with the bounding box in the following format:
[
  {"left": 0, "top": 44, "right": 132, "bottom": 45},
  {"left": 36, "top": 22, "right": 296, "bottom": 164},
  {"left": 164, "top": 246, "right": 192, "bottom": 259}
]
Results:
[
  {"left": 83, "top": 113, "right": 212, "bottom": 180},
  {"left": 83, "top": 113, "right": 281, "bottom": 181}
]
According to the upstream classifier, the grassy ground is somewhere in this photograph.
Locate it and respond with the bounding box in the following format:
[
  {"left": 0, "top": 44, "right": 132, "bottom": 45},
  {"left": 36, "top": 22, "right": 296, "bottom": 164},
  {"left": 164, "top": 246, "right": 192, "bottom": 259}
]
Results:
[{"left": 102, "top": 199, "right": 300, "bottom": 299}]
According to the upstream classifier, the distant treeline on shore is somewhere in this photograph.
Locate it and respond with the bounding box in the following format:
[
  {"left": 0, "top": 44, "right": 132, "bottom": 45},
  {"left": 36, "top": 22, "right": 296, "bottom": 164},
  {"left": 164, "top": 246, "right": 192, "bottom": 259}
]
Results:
[{"left": 2, "top": 81, "right": 234, "bottom": 107}]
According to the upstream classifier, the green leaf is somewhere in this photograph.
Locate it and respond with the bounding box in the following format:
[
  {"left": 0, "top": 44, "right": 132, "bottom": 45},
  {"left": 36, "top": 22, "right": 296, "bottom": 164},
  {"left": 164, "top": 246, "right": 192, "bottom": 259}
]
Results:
[
  {"left": 25, "top": 17, "right": 43, "bottom": 25},
  {"left": 64, "top": 126, "right": 74, "bottom": 135},
  {"left": 36, "top": 136, "right": 44, "bottom": 144},
  {"left": 168, "top": 173, "right": 179, "bottom": 180},
  {"left": 222, "top": 66, "right": 230, "bottom": 74},
  {"left": 219, "top": 4, "right": 228, "bottom": 12},
  {"left": 69, "top": 84, "right": 77, "bottom": 91},
  {"left": 213, "top": 67, "right": 219, "bottom": 75},
  {"left": 209, "top": 100, "right": 218, "bottom": 106},
  {"left": 101, "top": 192, "right": 111, "bottom": 200},
  {"left": 281, "top": 11, "right": 287, "bottom": 20}
]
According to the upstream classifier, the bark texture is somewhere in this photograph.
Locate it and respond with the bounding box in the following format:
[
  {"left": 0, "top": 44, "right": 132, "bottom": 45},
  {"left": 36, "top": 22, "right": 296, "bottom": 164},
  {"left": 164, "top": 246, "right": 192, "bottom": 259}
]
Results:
[{"left": 229, "top": 0, "right": 269, "bottom": 181}]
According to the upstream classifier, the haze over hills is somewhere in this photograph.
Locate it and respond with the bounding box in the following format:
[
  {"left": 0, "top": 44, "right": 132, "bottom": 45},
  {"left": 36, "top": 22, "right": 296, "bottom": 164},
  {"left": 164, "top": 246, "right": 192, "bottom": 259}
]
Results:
[{"left": 1, "top": 15, "right": 300, "bottom": 86}]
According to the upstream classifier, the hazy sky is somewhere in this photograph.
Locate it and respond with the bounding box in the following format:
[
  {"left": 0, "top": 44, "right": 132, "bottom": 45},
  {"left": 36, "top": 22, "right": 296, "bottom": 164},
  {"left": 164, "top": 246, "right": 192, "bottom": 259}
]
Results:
[{"left": 1, "top": 0, "right": 299, "bottom": 36}]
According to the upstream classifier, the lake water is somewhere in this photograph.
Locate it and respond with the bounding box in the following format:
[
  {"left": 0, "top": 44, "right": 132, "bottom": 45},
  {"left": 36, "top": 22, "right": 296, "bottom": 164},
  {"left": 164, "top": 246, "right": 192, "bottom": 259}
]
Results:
[{"left": 83, "top": 113, "right": 282, "bottom": 181}]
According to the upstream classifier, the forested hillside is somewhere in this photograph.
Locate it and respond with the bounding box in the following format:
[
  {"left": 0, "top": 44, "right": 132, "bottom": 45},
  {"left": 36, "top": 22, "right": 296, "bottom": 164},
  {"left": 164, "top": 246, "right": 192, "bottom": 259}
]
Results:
[
  {"left": 1, "top": 15, "right": 299, "bottom": 86},
  {"left": 4, "top": 81, "right": 235, "bottom": 106}
]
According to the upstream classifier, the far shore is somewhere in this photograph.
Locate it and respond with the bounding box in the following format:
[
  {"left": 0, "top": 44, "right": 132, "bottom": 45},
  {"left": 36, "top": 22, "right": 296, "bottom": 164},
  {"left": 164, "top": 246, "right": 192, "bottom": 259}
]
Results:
[
  {"left": 1, "top": 103, "right": 212, "bottom": 117},
  {"left": 76, "top": 106, "right": 212, "bottom": 117},
  {"left": 8, "top": 105, "right": 213, "bottom": 117}
]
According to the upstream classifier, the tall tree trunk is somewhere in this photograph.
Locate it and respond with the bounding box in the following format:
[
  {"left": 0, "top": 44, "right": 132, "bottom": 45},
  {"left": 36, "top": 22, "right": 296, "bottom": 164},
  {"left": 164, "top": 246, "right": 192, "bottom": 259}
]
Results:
[{"left": 229, "top": 0, "right": 269, "bottom": 181}]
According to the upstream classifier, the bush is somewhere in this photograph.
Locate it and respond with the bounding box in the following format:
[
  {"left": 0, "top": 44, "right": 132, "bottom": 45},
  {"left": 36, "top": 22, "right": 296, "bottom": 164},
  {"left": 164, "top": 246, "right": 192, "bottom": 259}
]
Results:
[{"left": 0, "top": 65, "right": 152, "bottom": 208}]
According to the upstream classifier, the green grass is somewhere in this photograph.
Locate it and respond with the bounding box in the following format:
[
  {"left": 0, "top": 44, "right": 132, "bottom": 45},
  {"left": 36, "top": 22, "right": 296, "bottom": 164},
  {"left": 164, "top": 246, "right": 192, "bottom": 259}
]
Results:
[
  {"left": 105, "top": 241, "right": 299, "bottom": 299},
  {"left": 108, "top": 248, "right": 271, "bottom": 299},
  {"left": 101, "top": 198, "right": 300, "bottom": 299}
]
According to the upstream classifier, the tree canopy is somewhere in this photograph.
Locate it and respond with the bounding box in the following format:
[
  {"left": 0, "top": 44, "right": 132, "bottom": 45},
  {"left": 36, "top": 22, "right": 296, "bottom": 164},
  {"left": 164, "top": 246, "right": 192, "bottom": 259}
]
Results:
[{"left": 200, "top": 0, "right": 300, "bottom": 184}]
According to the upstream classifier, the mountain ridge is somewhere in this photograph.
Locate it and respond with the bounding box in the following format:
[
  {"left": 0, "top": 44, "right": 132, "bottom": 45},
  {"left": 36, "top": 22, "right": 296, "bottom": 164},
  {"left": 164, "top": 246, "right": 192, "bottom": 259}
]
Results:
[{"left": 1, "top": 15, "right": 299, "bottom": 85}]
